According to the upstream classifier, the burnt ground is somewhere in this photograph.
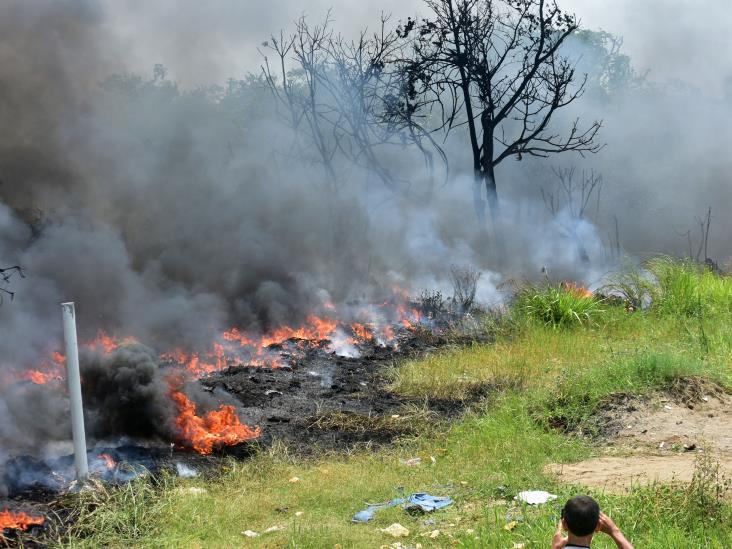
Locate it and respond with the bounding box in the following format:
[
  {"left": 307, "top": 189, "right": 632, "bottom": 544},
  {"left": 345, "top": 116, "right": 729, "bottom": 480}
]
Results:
[{"left": 204, "top": 331, "right": 494, "bottom": 453}]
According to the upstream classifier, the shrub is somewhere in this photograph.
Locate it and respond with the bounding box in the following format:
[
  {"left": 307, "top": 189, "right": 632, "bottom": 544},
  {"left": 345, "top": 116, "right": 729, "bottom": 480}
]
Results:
[{"left": 514, "top": 283, "right": 602, "bottom": 328}]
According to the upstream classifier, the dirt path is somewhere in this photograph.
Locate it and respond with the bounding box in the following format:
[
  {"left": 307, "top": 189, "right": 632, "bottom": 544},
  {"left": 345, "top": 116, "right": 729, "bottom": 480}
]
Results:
[{"left": 547, "top": 388, "right": 732, "bottom": 492}]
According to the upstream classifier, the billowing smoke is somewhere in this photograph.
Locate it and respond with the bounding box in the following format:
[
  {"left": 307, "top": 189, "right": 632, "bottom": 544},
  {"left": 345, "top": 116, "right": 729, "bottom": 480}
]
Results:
[{"left": 0, "top": 0, "right": 730, "bottom": 459}]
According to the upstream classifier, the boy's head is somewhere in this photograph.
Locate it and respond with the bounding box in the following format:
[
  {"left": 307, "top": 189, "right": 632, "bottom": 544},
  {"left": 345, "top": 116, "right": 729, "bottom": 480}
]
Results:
[{"left": 562, "top": 495, "right": 600, "bottom": 536}]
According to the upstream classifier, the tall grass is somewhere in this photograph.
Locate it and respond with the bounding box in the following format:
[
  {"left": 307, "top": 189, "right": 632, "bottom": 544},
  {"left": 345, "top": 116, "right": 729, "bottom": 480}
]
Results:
[
  {"left": 646, "top": 257, "right": 732, "bottom": 317},
  {"left": 513, "top": 284, "right": 603, "bottom": 328}
]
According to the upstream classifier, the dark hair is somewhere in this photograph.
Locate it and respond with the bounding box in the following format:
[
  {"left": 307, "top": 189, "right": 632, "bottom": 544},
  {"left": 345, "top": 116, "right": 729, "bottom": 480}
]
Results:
[{"left": 562, "top": 495, "right": 600, "bottom": 536}]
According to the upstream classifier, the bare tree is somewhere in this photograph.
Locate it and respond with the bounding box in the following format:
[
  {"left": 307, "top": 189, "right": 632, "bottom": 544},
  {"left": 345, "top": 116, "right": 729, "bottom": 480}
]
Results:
[
  {"left": 541, "top": 166, "right": 602, "bottom": 262},
  {"left": 261, "top": 13, "right": 447, "bottom": 194},
  {"left": 396, "top": 0, "right": 603, "bottom": 223}
]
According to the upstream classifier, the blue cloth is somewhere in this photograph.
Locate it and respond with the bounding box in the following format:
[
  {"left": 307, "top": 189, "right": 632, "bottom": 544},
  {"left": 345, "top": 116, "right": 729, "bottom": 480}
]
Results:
[
  {"left": 352, "top": 498, "right": 405, "bottom": 522},
  {"left": 406, "top": 493, "right": 453, "bottom": 512},
  {"left": 351, "top": 493, "right": 453, "bottom": 522}
]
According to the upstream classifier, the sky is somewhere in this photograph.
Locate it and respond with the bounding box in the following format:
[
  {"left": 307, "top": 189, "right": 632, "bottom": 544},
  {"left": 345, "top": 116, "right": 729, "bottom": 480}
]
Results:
[{"left": 102, "top": 0, "right": 732, "bottom": 94}]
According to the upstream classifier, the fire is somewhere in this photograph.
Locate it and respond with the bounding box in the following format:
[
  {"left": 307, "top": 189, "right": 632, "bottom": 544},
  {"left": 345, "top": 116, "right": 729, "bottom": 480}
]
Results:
[
  {"left": 17, "top": 351, "right": 65, "bottom": 385},
  {"left": 98, "top": 453, "right": 116, "bottom": 469},
  {"left": 0, "top": 509, "right": 44, "bottom": 535},
  {"left": 169, "top": 381, "right": 261, "bottom": 454},
  {"left": 562, "top": 282, "right": 593, "bottom": 299},
  {"left": 86, "top": 331, "right": 138, "bottom": 354},
  {"left": 351, "top": 323, "right": 374, "bottom": 341}
]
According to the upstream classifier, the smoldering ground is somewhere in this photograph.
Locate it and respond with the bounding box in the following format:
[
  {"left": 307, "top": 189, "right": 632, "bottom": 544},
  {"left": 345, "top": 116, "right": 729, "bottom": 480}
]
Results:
[{"left": 0, "top": 0, "right": 731, "bottom": 458}]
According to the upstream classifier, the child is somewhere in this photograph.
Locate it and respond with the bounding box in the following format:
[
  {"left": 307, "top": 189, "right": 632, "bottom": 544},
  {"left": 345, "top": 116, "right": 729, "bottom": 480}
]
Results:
[{"left": 551, "top": 495, "right": 634, "bottom": 549}]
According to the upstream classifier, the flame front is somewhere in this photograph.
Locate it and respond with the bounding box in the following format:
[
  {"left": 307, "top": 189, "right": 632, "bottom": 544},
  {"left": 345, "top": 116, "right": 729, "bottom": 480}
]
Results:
[
  {"left": 169, "top": 382, "right": 261, "bottom": 455},
  {"left": 0, "top": 509, "right": 44, "bottom": 535}
]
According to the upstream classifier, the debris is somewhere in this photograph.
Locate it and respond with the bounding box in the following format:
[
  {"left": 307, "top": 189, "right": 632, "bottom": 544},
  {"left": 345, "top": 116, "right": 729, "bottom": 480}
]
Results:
[
  {"left": 265, "top": 389, "right": 283, "bottom": 396},
  {"left": 405, "top": 493, "right": 454, "bottom": 513},
  {"left": 391, "top": 414, "right": 400, "bottom": 419},
  {"left": 352, "top": 498, "right": 405, "bottom": 522},
  {"left": 175, "top": 462, "right": 198, "bottom": 478},
  {"left": 295, "top": 511, "right": 304, "bottom": 517},
  {"left": 659, "top": 442, "right": 665, "bottom": 449},
  {"left": 354, "top": 493, "right": 452, "bottom": 522},
  {"left": 702, "top": 396, "right": 710, "bottom": 402},
  {"left": 288, "top": 477, "right": 301, "bottom": 483},
  {"left": 380, "top": 523, "right": 410, "bottom": 537},
  {"left": 515, "top": 490, "right": 557, "bottom": 505},
  {"left": 264, "top": 525, "right": 285, "bottom": 533},
  {"left": 428, "top": 529, "right": 440, "bottom": 539},
  {"left": 504, "top": 520, "right": 518, "bottom": 531},
  {"left": 241, "top": 530, "right": 259, "bottom": 538},
  {"left": 400, "top": 457, "right": 422, "bottom": 467}
]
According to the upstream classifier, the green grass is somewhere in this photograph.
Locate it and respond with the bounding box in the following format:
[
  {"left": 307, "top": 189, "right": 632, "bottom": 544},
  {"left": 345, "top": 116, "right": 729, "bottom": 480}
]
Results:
[
  {"left": 646, "top": 257, "right": 732, "bottom": 317},
  {"left": 51, "top": 259, "right": 732, "bottom": 548},
  {"left": 513, "top": 283, "right": 604, "bottom": 327}
]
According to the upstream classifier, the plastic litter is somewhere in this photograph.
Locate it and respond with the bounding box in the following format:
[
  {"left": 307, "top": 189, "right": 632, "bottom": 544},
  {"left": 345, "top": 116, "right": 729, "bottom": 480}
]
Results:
[
  {"left": 352, "top": 497, "right": 405, "bottom": 522},
  {"left": 352, "top": 492, "right": 453, "bottom": 522},
  {"left": 514, "top": 490, "right": 557, "bottom": 505},
  {"left": 405, "top": 493, "right": 454, "bottom": 513}
]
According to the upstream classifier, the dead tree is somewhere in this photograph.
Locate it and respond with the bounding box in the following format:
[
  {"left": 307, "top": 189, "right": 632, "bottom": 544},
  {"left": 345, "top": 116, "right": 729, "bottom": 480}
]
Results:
[
  {"left": 396, "top": 0, "right": 603, "bottom": 223},
  {"left": 261, "top": 13, "right": 447, "bottom": 194},
  {"left": 541, "top": 166, "right": 602, "bottom": 262}
]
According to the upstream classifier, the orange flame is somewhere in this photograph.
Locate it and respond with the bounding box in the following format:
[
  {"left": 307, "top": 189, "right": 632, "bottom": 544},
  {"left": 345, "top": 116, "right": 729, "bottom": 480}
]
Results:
[
  {"left": 169, "top": 380, "right": 261, "bottom": 454},
  {"left": 86, "top": 331, "right": 138, "bottom": 354},
  {"left": 562, "top": 282, "right": 593, "bottom": 299},
  {"left": 351, "top": 323, "right": 374, "bottom": 342},
  {"left": 98, "top": 453, "right": 116, "bottom": 469},
  {"left": 0, "top": 509, "right": 44, "bottom": 535}
]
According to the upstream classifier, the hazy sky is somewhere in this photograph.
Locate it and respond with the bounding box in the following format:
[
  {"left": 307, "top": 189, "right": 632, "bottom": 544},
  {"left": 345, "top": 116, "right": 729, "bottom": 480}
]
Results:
[{"left": 103, "top": 1, "right": 732, "bottom": 93}]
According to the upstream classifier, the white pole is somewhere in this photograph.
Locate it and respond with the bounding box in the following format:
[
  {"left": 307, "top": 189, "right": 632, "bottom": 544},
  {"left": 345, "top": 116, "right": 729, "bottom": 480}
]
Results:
[{"left": 61, "top": 302, "right": 88, "bottom": 483}]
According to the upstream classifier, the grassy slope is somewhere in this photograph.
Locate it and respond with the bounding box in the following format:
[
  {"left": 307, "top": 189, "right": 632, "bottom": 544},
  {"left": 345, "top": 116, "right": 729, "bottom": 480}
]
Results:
[{"left": 56, "top": 263, "right": 732, "bottom": 548}]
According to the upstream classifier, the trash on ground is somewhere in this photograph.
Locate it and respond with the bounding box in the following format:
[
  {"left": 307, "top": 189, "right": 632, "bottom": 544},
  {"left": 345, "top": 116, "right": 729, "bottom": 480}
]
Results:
[
  {"left": 504, "top": 520, "right": 518, "bottom": 531},
  {"left": 352, "top": 498, "right": 405, "bottom": 522},
  {"left": 380, "top": 523, "right": 410, "bottom": 537},
  {"left": 241, "top": 530, "right": 259, "bottom": 538},
  {"left": 514, "top": 490, "right": 557, "bottom": 505},
  {"left": 405, "top": 493, "right": 454, "bottom": 513},
  {"left": 400, "top": 457, "right": 422, "bottom": 466},
  {"left": 288, "top": 476, "right": 301, "bottom": 483},
  {"left": 353, "top": 492, "right": 452, "bottom": 522}
]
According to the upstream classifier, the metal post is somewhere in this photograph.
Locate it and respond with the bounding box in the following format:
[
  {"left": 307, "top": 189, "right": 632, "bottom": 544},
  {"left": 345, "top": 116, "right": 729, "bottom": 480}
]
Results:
[{"left": 61, "top": 302, "right": 88, "bottom": 482}]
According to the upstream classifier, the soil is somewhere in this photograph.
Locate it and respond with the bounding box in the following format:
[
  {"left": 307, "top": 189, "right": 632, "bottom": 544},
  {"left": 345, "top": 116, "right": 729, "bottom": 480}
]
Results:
[{"left": 547, "top": 380, "right": 732, "bottom": 492}]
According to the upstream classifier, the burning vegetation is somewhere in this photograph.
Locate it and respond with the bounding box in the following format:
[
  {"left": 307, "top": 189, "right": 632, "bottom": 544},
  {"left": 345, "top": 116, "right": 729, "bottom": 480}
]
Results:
[{"left": 0, "top": 508, "right": 44, "bottom": 537}]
